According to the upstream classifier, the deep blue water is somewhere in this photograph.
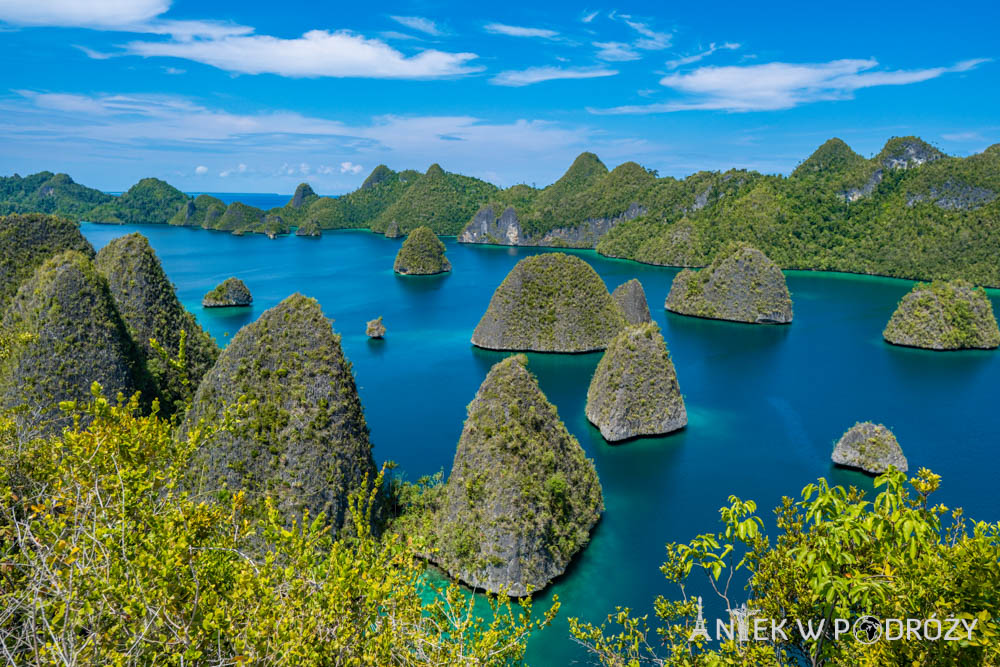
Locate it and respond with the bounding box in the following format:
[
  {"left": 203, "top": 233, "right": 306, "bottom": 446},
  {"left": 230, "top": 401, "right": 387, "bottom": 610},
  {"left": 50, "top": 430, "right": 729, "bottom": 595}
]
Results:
[{"left": 81, "top": 223, "right": 1000, "bottom": 664}]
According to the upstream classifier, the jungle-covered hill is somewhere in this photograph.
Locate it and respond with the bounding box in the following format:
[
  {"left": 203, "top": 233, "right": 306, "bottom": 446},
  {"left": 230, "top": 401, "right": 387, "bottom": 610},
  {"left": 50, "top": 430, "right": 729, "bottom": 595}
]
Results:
[{"left": 5, "top": 136, "right": 1000, "bottom": 283}]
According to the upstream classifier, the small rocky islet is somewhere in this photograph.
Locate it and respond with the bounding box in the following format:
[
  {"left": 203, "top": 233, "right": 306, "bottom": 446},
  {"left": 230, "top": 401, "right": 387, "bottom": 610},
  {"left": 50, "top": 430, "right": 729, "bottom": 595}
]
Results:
[
  {"left": 427, "top": 354, "right": 603, "bottom": 596},
  {"left": 366, "top": 316, "right": 386, "bottom": 338},
  {"left": 586, "top": 323, "right": 686, "bottom": 442},
  {"left": 471, "top": 252, "right": 627, "bottom": 352},
  {"left": 665, "top": 242, "right": 793, "bottom": 324},
  {"left": 203, "top": 277, "right": 253, "bottom": 308},
  {"left": 611, "top": 278, "right": 652, "bottom": 325},
  {"left": 883, "top": 279, "right": 1000, "bottom": 350},
  {"left": 831, "top": 422, "right": 908, "bottom": 474},
  {"left": 393, "top": 225, "right": 451, "bottom": 275}
]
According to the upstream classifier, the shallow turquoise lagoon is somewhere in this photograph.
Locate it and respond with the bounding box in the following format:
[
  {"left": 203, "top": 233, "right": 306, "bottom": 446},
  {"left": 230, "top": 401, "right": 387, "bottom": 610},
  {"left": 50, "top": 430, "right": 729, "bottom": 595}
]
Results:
[{"left": 81, "top": 223, "right": 1000, "bottom": 664}]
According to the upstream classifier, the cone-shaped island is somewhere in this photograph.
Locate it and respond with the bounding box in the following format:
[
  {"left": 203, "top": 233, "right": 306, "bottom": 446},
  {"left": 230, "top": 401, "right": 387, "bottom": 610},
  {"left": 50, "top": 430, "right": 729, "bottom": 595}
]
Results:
[
  {"left": 203, "top": 277, "right": 252, "bottom": 307},
  {"left": 831, "top": 422, "right": 908, "bottom": 474},
  {"left": 611, "top": 278, "right": 652, "bottom": 325},
  {"left": 393, "top": 226, "right": 451, "bottom": 275},
  {"left": 883, "top": 279, "right": 1000, "bottom": 350},
  {"left": 0, "top": 212, "right": 95, "bottom": 308}
]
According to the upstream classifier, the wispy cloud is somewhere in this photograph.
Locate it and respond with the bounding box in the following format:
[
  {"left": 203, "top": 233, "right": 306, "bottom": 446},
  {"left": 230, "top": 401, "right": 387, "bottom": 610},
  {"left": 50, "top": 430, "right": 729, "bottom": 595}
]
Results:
[
  {"left": 665, "top": 42, "right": 740, "bottom": 70},
  {"left": 340, "top": 161, "right": 364, "bottom": 174},
  {"left": 162, "top": 66, "right": 185, "bottom": 75},
  {"left": 941, "top": 131, "right": 983, "bottom": 142},
  {"left": 0, "top": 0, "right": 168, "bottom": 28},
  {"left": 581, "top": 10, "right": 599, "bottom": 23},
  {"left": 388, "top": 15, "right": 441, "bottom": 36},
  {"left": 594, "top": 41, "right": 640, "bottom": 62},
  {"left": 590, "top": 58, "right": 989, "bottom": 114},
  {"left": 490, "top": 65, "right": 618, "bottom": 87},
  {"left": 617, "top": 14, "right": 671, "bottom": 51},
  {"left": 484, "top": 23, "right": 559, "bottom": 39}
]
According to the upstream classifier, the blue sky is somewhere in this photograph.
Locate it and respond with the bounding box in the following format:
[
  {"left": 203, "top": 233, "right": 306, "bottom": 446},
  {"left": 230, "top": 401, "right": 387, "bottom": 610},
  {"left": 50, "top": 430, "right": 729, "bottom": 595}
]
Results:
[{"left": 0, "top": 0, "right": 996, "bottom": 193}]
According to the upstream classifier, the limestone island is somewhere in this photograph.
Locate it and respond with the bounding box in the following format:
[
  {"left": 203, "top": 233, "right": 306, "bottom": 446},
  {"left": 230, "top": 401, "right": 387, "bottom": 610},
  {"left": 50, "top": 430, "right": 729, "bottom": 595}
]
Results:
[
  {"left": 665, "top": 242, "right": 793, "bottom": 324},
  {"left": 586, "top": 323, "right": 686, "bottom": 442},
  {"left": 203, "top": 277, "right": 252, "bottom": 308},
  {"left": 0, "top": 212, "right": 95, "bottom": 309},
  {"left": 393, "top": 226, "right": 451, "bottom": 275},
  {"left": 366, "top": 316, "right": 386, "bottom": 338},
  {"left": 295, "top": 219, "right": 322, "bottom": 237},
  {"left": 384, "top": 220, "right": 403, "bottom": 239},
  {"left": 831, "top": 422, "right": 908, "bottom": 474},
  {"left": 429, "top": 355, "right": 603, "bottom": 596},
  {"left": 883, "top": 279, "right": 1000, "bottom": 350},
  {"left": 471, "top": 253, "right": 627, "bottom": 352},
  {"left": 180, "top": 293, "right": 378, "bottom": 531},
  {"left": 611, "top": 278, "right": 652, "bottom": 325}
]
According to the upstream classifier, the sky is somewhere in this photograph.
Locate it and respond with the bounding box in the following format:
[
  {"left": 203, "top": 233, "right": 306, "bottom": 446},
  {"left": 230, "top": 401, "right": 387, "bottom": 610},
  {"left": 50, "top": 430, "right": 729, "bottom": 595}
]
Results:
[{"left": 0, "top": 0, "right": 997, "bottom": 194}]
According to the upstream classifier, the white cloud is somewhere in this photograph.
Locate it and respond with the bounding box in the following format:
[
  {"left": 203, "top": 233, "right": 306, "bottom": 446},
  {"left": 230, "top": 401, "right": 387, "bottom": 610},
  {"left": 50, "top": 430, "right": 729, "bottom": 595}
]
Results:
[
  {"left": 484, "top": 23, "right": 558, "bottom": 39},
  {"left": 618, "top": 15, "right": 671, "bottom": 50},
  {"left": 125, "top": 30, "right": 481, "bottom": 78},
  {"left": 163, "top": 66, "right": 185, "bottom": 75},
  {"left": 194, "top": 165, "right": 207, "bottom": 175},
  {"left": 0, "top": 0, "right": 168, "bottom": 28},
  {"left": 389, "top": 15, "right": 441, "bottom": 36},
  {"left": 490, "top": 65, "right": 618, "bottom": 87},
  {"left": 594, "top": 41, "right": 640, "bottom": 62},
  {"left": 219, "top": 163, "right": 248, "bottom": 178},
  {"left": 340, "top": 161, "right": 363, "bottom": 174},
  {"left": 941, "top": 131, "right": 983, "bottom": 142},
  {"left": 665, "top": 42, "right": 740, "bottom": 70},
  {"left": 590, "top": 58, "right": 989, "bottom": 114},
  {"left": 581, "top": 10, "right": 599, "bottom": 23}
]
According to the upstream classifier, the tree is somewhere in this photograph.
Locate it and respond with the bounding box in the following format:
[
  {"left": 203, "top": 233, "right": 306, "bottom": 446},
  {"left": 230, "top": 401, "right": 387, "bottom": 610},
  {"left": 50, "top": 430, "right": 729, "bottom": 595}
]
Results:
[{"left": 569, "top": 469, "right": 1000, "bottom": 665}]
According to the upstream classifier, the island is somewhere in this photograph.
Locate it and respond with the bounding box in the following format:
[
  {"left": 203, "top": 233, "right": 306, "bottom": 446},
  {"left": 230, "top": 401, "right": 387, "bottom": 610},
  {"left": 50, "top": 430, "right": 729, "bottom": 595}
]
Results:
[
  {"left": 202, "top": 277, "right": 252, "bottom": 308},
  {"left": 428, "top": 355, "right": 603, "bottom": 596},
  {"left": 611, "top": 278, "right": 652, "bottom": 325},
  {"left": 665, "top": 243, "right": 793, "bottom": 324},
  {"left": 883, "top": 279, "right": 1000, "bottom": 350},
  {"left": 831, "top": 422, "right": 908, "bottom": 474},
  {"left": 471, "top": 253, "right": 627, "bottom": 352},
  {"left": 393, "top": 226, "right": 451, "bottom": 275},
  {"left": 586, "top": 323, "right": 687, "bottom": 442},
  {"left": 366, "top": 316, "right": 386, "bottom": 338},
  {"left": 0, "top": 212, "right": 95, "bottom": 308}
]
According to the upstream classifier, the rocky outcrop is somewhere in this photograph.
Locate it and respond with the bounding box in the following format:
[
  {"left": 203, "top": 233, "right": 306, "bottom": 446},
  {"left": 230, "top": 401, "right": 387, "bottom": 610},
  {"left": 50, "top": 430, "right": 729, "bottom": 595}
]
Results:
[
  {"left": 457, "top": 203, "right": 645, "bottom": 249},
  {"left": 459, "top": 205, "right": 523, "bottom": 245},
  {"left": 180, "top": 293, "right": 377, "bottom": 531},
  {"left": 0, "top": 251, "right": 152, "bottom": 434},
  {"left": 832, "top": 422, "right": 908, "bottom": 474},
  {"left": 169, "top": 194, "right": 225, "bottom": 227},
  {"left": 883, "top": 279, "right": 1000, "bottom": 350},
  {"left": 262, "top": 214, "right": 289, "bottom": 238},
  {"left": 586, "top": 323, "right": 686, "bottom": 442},
  {"left": 365, "top": 316, "right": 386, "bottom": 338},
  {"left": 217, "top": 202, "right": 265, "bottom": 233},
  {"left": 665, "top": 243, "right": 793, "bottom": 324},
  {"left": 393, "top": 226, "right": 451, "bottom": 275},
  {"left": 611, "top": 279, "right": 652, "bottom": 325},
  {"left": 431, "top": 355, "right": 603, "bottom": 596},
  {"left": 95, "top": 233, "right": 219, "bottom": 414},
  {"left": 472, "top": 253, "right": 627, "bottom": 352},
  {"left": 906, "top": 182, "right": 997, "bottom": 211},
  {"left": 295, "top": 219, "right": 322, "bottom": 237},
  {"left": 202, "top": 277, "right": 252, "bottom": 308},
  {"left": 291, "top": 182, "right": 317, "bottom": 209},
  {"left": 633, "top": 220, "right": 702, "bottom": 267},
  {"left": 878, "top": 137, "right": 945, "bottom": 170},
  {"left": 384, "top": 220, "right": 402, "bottom": 239},
  {"left": 0, "top": 212, "right": 95, "bottom": 308}
]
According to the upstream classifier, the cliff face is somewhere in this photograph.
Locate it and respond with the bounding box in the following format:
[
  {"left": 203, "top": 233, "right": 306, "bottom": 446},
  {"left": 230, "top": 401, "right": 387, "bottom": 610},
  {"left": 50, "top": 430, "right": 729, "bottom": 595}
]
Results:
[
  {"left": 471, "top": 253, "right": 627, "bottom": 352},
  {"left": 393, "top": 226, "right": 451, "bottom": 275},
  {"left": 611, "top": 279, "right": 652, "bottom": 325},
  {"left": 0, "top": 251, "right": 152, "bottom": 434},
  {"left": 0, "top": 212, "right": 95, "bottom": 308},
  {"left": 883, "top": 280, "right": 1000, "bottom": 350},
  {"left": 457, "top": 202, "right": 645, "bottom": 249},
  {"left": 181, "top": 293, "right": 377, "bottom": 531},
  {"left": 431, "top": 355, "right": 603, "bottom": 596},
  {"left": 95, "top": 233, "right": 218, "bottom": 414},
  {"left": 665, "top": 243, "right": 793, "bottom": 324},
  {"left": 202, "top": 278, "right": 252, "bottom": 307},
  {"left": 832, "top": 422, "right": 908, "bottom": 474},
  {"left": 586, "top": 323, "right": 686, "bottom": 442}
]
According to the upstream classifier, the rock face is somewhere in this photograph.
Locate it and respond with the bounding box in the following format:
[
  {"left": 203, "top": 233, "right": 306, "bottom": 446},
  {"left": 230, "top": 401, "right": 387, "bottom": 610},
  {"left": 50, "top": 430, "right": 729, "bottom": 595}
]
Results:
[
  {"left": 883, "top": 280, "right": 1000, "bottom": 350},
  {"left": 169, "top": 194, "right": 225, "bottom": 227},
  {"left": 295, "top": 219, "right": 321, "bottom": 237},
  {"left": 832, "top": 422, "right": 908, "bottom": 474},
  {"left": 586, "top": 324, "right": 686, "bottom": 442},
  {"left": 0, "top": 213, "right": 95, "bottom": 308},
  {"left": 202, "top": 278, "right": 252, "bottom": 308},
  {"left": 458, "top": 202, "right": 645, "bottom": 249},
  {"left": 665, "top": 243, "right": 793, "bottom": 324},
  {"left": 384, "top": 220, "right": 402, "bottom": 239},
  {"left": 472, "top": 253, "right": 627, "bottom": 352},
  {"left": 181, "top": 294, "right": 377, "bottom": 530},
  {"left": 611, "top": 279, "right": 652, "bottom": 325},
  {"left": 365, "top": 316, "right": 386, "bottom": 338},
  {"left": 432, "top": 355, "right": 603, "bottom": 596},
  {"left": 0, "top": 251, "right": 152, "bottom": 433},
  {"left": 95, "top": 233, "right": 219, "bottom": 414},
  {"left": 291, "top": 182, "right": 317, "bottom": 209},
  {"left": 393, "top": 226, "right": 451, "bottom": 275}
]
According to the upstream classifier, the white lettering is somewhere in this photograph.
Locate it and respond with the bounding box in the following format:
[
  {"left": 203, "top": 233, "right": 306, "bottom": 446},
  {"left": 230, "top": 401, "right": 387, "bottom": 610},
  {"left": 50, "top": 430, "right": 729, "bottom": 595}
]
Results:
[
  {"left": 797, "top": 619, "right": 825, "bottom": 640},
  {"left": 924, "top": 619, "right": 941, "bottom": 641},
  {"left": 886, "top": 619, "right": 904, "bottom": 641},
  {"left": 717, "top": 619, "right": 735, "bottom": 641},
  {"left": 906, "top": 619, "right": 922, "bottom": 640},
  {"left": 834, "top": 618, "right": 850, "bottom": 639},
  {"left": 960, "top": 619, "right": 978, "bottom": 640},
  {"left": 771, "top": 618, "right": 789, "bottom": 641},
  {"left": 753, "top": 618, "right": 769, "bottom": 641}
]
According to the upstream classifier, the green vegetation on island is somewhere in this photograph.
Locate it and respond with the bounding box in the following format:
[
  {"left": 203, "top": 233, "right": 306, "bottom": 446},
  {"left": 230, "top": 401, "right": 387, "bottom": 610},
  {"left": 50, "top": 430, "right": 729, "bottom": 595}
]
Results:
[
  {"left": 371, "top": 164, "right": 499, "bottom": 235},
  {"left": 831, "top": 421, "right": 908, "bottom": 474},
  {"left": 366, "top": 316, "right": 386, "bottom": 338},
  {"left": 202, "top": 277, "right": 252, "bottom": 307},
  {"left": 471, "top": 253, "right": 627, "bottom": 352},
  {"left": 586, "top": 323, "right": 686, "bottom": 442},
  {"left": 610, "top": 278, "right": 652, "bottom": 325},
  {"left": 0, "top": 171, "right": 112, "bottom": 219},
  {"left": 385, "top": 220, "right": 402, "bottom": 238},
  {"left": 883, "top": 279, "right": 1000, "bottom": 350},
  {"left": 180, "top": 293, "right": 378, "bottom": 531},
  {"left": 0, "top": 212, "right": 95, "bottom": 308},
  {"left": 170, "top": 193, "right": 226, "bottom": 227},
  {"left": 420, "top": 354, "right": 603, "bottom": 596},
  {"left": 393, "top": 226, "right": 451, "bottom": 275},
  {"left": 0, "top": 251, "right": 152, "bottom": 434},
  {"left": 295, "top": 219, "right": 322, "bottom": 237},
  {"left": 88, "top": 177, "right": 189, "bottom": 225},
  {"left": 665, "top": 243, "right": 793, "bottom": 324},
  {"left": 95, "top": 233, "right": 219, "bottom": 415}
]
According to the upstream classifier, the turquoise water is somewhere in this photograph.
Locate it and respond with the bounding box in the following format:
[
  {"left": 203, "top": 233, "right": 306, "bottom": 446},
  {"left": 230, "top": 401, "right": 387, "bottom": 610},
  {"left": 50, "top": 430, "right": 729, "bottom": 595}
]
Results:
[{"left": 81, "top": 223, "right": 1000, "bottom": 664}]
